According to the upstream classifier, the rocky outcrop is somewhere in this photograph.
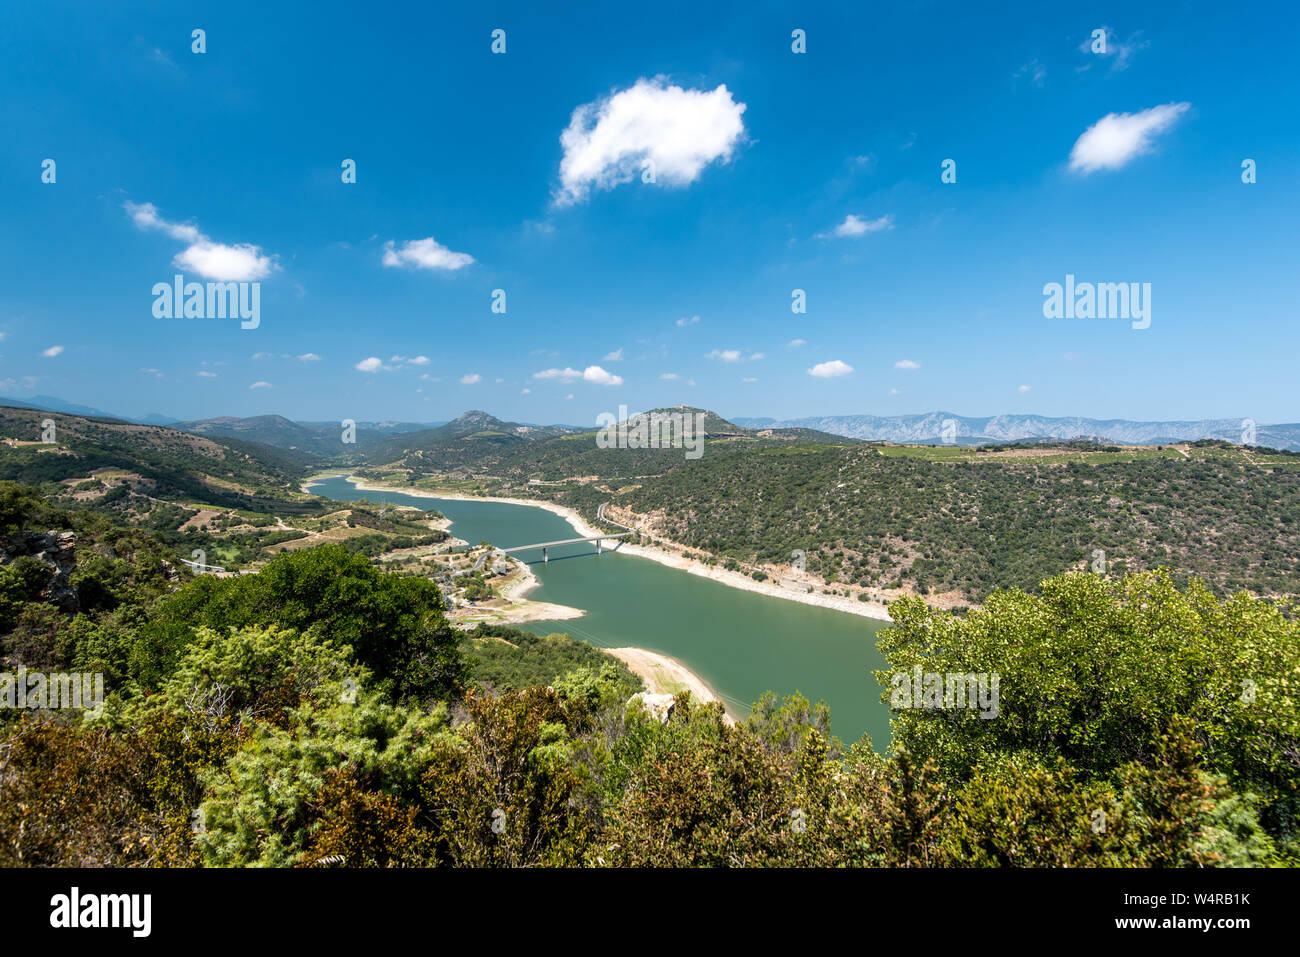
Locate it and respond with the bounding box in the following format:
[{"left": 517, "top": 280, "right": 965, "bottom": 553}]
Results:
[
  {"left": 1, "top": 529, "right": 79, "bottom": 613},
  {"left": 628, "top": 691, "right": 677, "bottom": 724}
]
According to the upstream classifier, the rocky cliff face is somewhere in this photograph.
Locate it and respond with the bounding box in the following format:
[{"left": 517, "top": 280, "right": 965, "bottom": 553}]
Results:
[{"left": 1, "top": 529, "right": 79, "bottom": 613}]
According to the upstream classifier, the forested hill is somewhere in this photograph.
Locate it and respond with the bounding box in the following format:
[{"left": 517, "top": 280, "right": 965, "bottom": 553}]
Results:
[
  {"left": 362, "top": 406, "right": 858, "bottom": 475},
  {"left": 173, "top": 414, "right": 441, "bottom": 458},
  {"left": 360, "top": 416, "right": 1300, "bottom": 605},
  {"left": 0, "top": 406, "right": 315, "bottom": 509}
]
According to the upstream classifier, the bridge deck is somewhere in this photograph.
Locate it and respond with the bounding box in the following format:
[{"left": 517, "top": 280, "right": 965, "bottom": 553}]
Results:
[{"left": 499, "top": 532, "right": 631, "bottom": 553}]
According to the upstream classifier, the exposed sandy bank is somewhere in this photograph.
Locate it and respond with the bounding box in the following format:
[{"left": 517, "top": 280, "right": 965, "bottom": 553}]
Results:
[{"left": 605, "top": 646, "right": 736, "bottom": 723}]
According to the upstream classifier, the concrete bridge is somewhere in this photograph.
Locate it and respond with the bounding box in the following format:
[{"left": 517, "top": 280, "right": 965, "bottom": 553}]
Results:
[
  {"left": 179, "top": 557, "right": 226, "bottom": 574},
  {"left": 499, "top": 532, "right": 632, "bottom": 562}
]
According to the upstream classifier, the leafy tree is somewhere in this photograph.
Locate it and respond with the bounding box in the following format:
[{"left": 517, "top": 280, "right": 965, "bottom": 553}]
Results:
[{"left": 152, "top": 545, "right": 465, "bottom": 700}]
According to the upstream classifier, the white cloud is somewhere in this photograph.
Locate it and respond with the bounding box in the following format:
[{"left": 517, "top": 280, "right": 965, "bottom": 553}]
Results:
[
  {"left": 533, "top": 365, "right": 623, "bottom": 386},
  {"left": 1069, "top": 102, "right": 1190, "bottom": 174},
  {"left": 582, "top": 365, "right": 623, "bottom": 387},
  {"left": 382, "top": 237, "right": 475, "bottom": 271},
  {"left": 355, "top": 356, "right": 386, "bottom": 373},
  {"left": 742, "top": 377, "right": 757, "bottom": 383},
  {"left": 124, "top": 201, "right": 201, "bottom": 243},
  {"left": 249, "top": 381, "right": 272, "bottom": 390},
  {"left": 556, "top": 77, "right": 747, "bottom": 206},
  {"left": 388, "top": 354, "right": 431, "bottom": 368},
  {"left": 297, "top": 353, "right": 321, "bottom": 362},
  {"left": 787, "top": 338, "right": 806, "bottom": 347},
  {"left": 603, "top": 348, "right": 624, "bottom": 362},
  {"left": 252, "top": 351, "right": 273, "bottom": 360},
  {"left": 140, "top": 368, "right": 163, "bottom": 379},
  {"left": 460, "top": 373, "right": 482, "bottom": 385},
  {"left": 175, "top": 242, "right": 275, "bottom": 282},
  {"left": 124, "top": 201, "right": 275, "bottom": 281},
  {"left": 890, "top": 388, "right": 902, "bottom": 395},
  {"left": 1018, "top": 384, "right": 1032, "bottom": 393},
  {"left": 808, "top": 359, "right": 854, "bottom": 378},
  {"left": 534, "top": 367, "right": 582, "bottom": 381},
  {"left": 521, "top": 387, "right": 531, "bottom": 394},
  {"left": 707, "top": 349, "right": 742, "bottom": 363},
  {"left": 196, "top": 370, "right": 217, "bottom": 378},
  {"left": 822, "top": 213, "right": 894, "bottom": 238},
  {"left": 41, "top": 345, "right": 64, "bottom": 357},
  {"left": 659, "top": 372, "right": 680, "bottom": 380},
  {"left": 894, "top": 359, "right": 921, "bottom": 370},
  {"left": 676, "top": 314, "right": 701, "bottom": 327}
]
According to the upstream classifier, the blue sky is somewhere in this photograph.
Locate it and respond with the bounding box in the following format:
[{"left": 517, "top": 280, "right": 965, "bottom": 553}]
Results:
[{"left": 1, "top": 0, "right": 1296, "bottom": 426}]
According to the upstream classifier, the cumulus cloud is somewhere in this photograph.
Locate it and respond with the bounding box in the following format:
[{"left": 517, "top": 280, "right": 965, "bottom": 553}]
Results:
[
  {"left": 1069, "top": 102, "right": 1190, "bottom": 174},
  {"left": 249, "top": 381, "right": 272, "bottom": 390},
  {"left": 581, "top": 365, "right": 623, "bottom": 386},
  {"left": 533, "top": 365, "right": 623, "bottom": 386},
  {"left": 382, "top": 237, "right": 475, "bottom": 271},
  {"left": 787, "top": 338, "right": 806, "bottom": 347},
  {"left": 659, "top": 372, "right": 680, "bottom": 380},
  {"left": 707, "top": 349, "right": 742, "bottom": 363},
  {"left": 894, "top": 359, "right": 921, "bottom": 370},
  {"left": 41, "top": 345, "right": 64, "bottom": 357},
  {"left": 676, "top": 314, "right": 701, "bottom": 327},
  {"left": 355, "top": 356, "right": 386, "bottom": 373},
  {"left": 124, "top": 201, "right": 275, "bottom": 281},
  {"left": 460, "top": 373, "right": 482, "bottom": 385},
  {"left": 603, "top": 348, "right": 624, "bottom": 362},
  {"left": 534, "top": 367, "right": 582, "bottom": 381},
  {"left": 821, "top": 213, "right": 894, "bottom": 238},
  {"left": 808, "top": 359, "right": 854, "bottom": 378},
  {"left": 556, "top": 77, "right": 747, "bottom": 206}
]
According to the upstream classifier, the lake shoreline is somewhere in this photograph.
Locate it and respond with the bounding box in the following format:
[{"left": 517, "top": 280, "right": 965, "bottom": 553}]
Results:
[
  {"left": 606, "top": 646, "right": 737, "bottom": 724},
  {"left": 309, "top": 474, "right": 896, "bottom": 624}
]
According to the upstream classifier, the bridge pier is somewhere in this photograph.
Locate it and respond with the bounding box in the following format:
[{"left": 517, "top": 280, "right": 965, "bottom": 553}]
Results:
[
  {"left": 597, "top": 539, "right": 602, "bottom": 555},
  {"left": 542, "top": 546, "right": 548, "bottom": 563}
]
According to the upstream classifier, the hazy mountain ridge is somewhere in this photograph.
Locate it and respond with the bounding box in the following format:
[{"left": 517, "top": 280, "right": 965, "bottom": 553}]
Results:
[{"left": 731, "top": 412, "right": 1300, "bottom": 451}]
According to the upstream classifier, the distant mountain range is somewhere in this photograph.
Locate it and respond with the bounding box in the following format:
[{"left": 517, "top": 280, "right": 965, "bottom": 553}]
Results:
[
  {"left": 173, "top": 414, "right": 445, "bottom": 457},
  {"left": 0, "top": 394, "right": 176, "bottom": 425},
  {"left": 5, "top": 395, "right": 1298, "bottom": 454},
  {"left": 730, "top": 412, "right": 1300, "bottom": 451}
]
